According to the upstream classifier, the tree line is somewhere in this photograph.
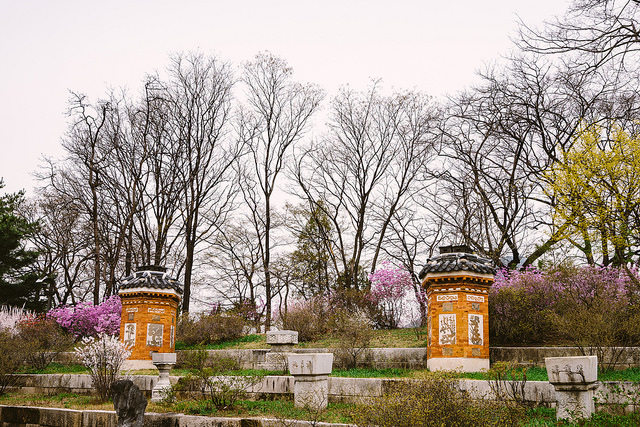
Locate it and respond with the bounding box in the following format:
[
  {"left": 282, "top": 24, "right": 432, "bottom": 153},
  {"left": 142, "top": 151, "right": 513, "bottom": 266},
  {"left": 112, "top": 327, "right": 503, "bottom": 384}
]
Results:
[{"left": 3, "top": 0, "right": 640, "bottom": 321}]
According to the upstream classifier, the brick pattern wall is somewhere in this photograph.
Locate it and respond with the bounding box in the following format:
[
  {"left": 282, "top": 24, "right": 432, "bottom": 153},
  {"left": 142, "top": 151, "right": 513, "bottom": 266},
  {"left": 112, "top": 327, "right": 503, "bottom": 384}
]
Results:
[
  {"left": 424, "top": 276, "right": 492, "bottom": 360},
  {"left": 119, "top": 292, "right": 180, "bottom": 360}
]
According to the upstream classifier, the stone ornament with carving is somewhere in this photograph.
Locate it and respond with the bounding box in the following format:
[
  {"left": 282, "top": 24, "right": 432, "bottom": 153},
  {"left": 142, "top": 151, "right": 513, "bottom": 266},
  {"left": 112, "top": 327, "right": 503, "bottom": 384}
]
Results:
[
  {"left": 545, "top": 356, "right": 598, "bottom": 422},
  {"left": 466, "top": 294, "right": 484, "bottom": 302}
]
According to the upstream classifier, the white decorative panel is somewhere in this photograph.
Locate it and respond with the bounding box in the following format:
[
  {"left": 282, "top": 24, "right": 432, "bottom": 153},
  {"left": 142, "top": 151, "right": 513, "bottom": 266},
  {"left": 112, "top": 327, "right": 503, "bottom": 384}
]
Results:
[
  {"left": 147, "top": 323, "right": 164, "bottom": 347},
  {"left": 468, "top": 314, "right": 483, "bottom": 346},
  {"left": 439, "top": 314, "right": 456, "bottom": 345},
  {"left": 124, "top": 323, "right": 136, "bottom": 347}
]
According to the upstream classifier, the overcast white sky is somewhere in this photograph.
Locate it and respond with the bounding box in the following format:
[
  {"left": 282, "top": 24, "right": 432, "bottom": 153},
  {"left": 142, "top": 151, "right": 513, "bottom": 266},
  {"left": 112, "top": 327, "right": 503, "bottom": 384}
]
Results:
[{"left": 0, "top": 0, "right": 570, "bottom": 196}]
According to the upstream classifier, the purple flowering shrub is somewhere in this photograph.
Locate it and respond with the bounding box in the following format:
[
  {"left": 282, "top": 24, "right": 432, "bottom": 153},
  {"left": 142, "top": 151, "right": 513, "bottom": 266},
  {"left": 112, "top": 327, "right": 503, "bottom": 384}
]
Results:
[
  {"left": 489, "top": 267, "right": 561, "bottom": 345},
  {"left": 490, "top": 265, "right": 640, "bottom": 369},
  {"left": 552, "top": 266, "right": 640, "bottom": 370},
  {"left": 48, "top": 295, "right": 121, "bottom": 338}
]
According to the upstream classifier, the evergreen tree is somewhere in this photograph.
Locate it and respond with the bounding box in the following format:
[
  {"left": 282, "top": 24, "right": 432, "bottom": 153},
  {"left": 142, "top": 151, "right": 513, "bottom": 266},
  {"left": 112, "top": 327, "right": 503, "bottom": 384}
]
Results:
[
  {"left": 0, "top": 181, "right": 41, "bottom": 309},
  {"left": 289, "top": 201, "right": 335, "bottom": 298}
]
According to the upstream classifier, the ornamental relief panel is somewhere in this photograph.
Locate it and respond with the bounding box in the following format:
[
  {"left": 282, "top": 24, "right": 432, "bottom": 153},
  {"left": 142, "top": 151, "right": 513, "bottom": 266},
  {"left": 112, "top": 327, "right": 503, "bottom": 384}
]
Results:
[
  {"left": 468, "top": 314, "right": 483, "bottom": 346},
  {"left": 439, "top": 314, "right": 456, "bottom": 345}
]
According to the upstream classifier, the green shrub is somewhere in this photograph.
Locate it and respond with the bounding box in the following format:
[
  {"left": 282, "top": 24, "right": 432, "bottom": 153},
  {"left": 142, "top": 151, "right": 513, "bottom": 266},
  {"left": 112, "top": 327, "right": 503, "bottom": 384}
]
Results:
[{"left": 352, "top": 371, "right": 525, "bottom": 427}]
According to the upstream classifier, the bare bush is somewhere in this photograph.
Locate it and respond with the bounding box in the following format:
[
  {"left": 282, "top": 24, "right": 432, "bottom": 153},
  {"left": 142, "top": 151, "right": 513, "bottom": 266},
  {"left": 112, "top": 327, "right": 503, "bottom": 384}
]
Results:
[
  {"left": 172, "top": 353, "right": 263, "bottom": 410},
  {"left": 176, "top": 312, "right": 247, "bottom": 347},
  {"left": 332, "top": 312, "right": 374, "bottom": 370},
  {"left": 0, "top": 330, "right": 28, "bottom": 395},
  {"left": 352, "top": 372, "right": 524, "bottom": 427},
  {"left": 18, "top": 316, "right": 73, "bottom": 370}
]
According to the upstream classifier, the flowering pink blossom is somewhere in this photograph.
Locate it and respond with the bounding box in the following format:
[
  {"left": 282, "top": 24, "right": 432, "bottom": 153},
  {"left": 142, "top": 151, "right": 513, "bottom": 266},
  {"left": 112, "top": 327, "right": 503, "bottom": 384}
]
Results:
[
  {"left": 48, "top": 296, "right": 121, "bottom": 338},
  {"left": 368, "top": 261, "right": 413, "bottom": 328}
]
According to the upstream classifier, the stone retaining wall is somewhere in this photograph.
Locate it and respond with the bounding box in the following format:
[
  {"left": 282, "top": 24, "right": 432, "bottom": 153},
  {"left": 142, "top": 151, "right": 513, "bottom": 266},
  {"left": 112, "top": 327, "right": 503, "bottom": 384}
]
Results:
[
  {"left": 0, "top": 405, "right": 354, "bottom": 426},
  {"left": 54, "top": 346, "right": 640, "bottom": 371},
  {"left": 11, "top": 373, "right": 640, "bottom": 410},
  {"left": 491, "top": 347, "right": 640, "bottom": 369}
]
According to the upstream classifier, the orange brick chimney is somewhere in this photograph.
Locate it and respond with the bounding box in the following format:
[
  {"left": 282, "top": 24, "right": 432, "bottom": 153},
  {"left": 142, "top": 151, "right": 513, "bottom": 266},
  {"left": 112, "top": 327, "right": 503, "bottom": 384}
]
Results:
[
  {"left": 418, "top": 245, "right": 495, "bottom": 372},
  {"left": 118, "top": 266, "right": 183, "bottom": 360}
]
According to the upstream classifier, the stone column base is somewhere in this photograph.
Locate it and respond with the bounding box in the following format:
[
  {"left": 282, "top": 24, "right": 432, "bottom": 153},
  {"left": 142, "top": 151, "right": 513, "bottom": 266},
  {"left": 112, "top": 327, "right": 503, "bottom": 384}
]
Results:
[
  {"left": 294, "top": 375, "right": 329, "bottom": 410},
  {"left": 427, "top": 357, "right": 489, "bottom": 372},
  {"left": 555, "top": 387, "right": 597, "bottom": 420}
]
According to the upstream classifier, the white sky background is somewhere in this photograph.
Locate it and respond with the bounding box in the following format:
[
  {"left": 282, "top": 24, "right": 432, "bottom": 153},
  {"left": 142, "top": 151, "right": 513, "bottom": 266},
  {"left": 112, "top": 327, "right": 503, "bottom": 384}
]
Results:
[{"left": 0, "top": 0, "right": 571, "bottom": 196}]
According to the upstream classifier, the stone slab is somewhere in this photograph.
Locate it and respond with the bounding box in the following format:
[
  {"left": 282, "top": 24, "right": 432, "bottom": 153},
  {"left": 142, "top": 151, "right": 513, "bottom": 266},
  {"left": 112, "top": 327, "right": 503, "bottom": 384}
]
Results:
[
  {"left": 427, "top": 357, "right": 489, "bottom": 372},
  {"left": 545, "top": 356, "right": 598, "bottom": 385},
  {"left": 288, "top": 353, "right": 333, "bottom": 376},
  {"left": 121, "top": 359, "right": 157, "bottom": 371},
  {"left": 152, "top": 352, "right": 177, "bottom": 364},
  {"left": 266, "top": 330, "right": 299, "bottom": 345}
]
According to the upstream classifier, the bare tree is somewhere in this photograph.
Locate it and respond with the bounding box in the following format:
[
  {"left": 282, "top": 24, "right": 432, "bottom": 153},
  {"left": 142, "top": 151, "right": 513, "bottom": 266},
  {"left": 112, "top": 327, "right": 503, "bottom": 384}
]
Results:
[
  {"left": 438, "top": 52, "right": 640, "bottom": 267},
  {"left": 293, "top": 84, "right": 437, "bottom": 289},
  {"left": 238, "top": 52, "right": 324, "bottom": 327},
  {"left": 206, "top": 220, "right": 263, "bottom": 308},
  {"left": 129, "top": 76, "right": 184, "bottom": 269},
  {"left": 519, "top": 0, "right": 640, "bottom": 71},
  {"left": 380, "top": 204, "right": 444, "bottom": 324},
  {"left": 165, "top": 52, "right": 240, "bottom": 313},
  {"left": 40, "top": 92, "right": 118, "bottom": 304},
  {"left": 22, "top": 192, "right": 94, "bottom": 307}
]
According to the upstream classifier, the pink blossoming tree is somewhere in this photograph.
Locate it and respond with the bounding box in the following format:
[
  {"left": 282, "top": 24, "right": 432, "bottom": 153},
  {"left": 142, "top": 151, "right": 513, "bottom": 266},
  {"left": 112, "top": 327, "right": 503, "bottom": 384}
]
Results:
[{"left": 368, "top": 261, "right": 413, "bottom": 328}]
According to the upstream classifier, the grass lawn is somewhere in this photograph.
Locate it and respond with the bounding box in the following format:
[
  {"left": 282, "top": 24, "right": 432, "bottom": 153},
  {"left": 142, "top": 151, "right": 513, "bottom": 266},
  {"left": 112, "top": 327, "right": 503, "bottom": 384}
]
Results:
[
  {"left": 175, "top": 327, "right": 428, "bottom": 350},
  {"left": 0, "top": 391, "right": 354, "bottom": 424}
]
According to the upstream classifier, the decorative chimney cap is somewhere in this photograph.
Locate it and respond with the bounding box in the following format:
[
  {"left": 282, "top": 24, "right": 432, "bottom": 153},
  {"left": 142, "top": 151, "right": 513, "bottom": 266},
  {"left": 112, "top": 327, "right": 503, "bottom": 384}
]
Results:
[
  {"left": 418, "top": 250, "right": 495, "bottom": 280},
  {"left": 439, "top": 245, "right": 472, "bottom": 254},
  {"left": 119, "top": 266, "right": 183, "bottom": 296},
  {"left": 136, "top": 265, "right": 166, "bottom": 272}
]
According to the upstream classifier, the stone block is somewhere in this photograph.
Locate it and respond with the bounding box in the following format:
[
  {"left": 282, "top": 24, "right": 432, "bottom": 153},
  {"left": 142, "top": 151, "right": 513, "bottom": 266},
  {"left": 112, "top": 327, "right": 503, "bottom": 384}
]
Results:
[
  {"left": 545, "top": 356, "right": 599, "bottom": 422},
  {"left": 546, "top": 356, "right": 598, "bottom": 385},
  {"left": 427, "top": 357, "right": 489, "bottom": 372},
  {"left": 267, "top": 330, "right": 298, "bottom": 345},
  {"left": 152, "top": 352, "right": 177, "bottom": 364},
  {"left": 288, "top": 353, "right": 333, "bottom": 376},
  {"left": 293, "top": 376, "right": 329, "bottom": 410}
]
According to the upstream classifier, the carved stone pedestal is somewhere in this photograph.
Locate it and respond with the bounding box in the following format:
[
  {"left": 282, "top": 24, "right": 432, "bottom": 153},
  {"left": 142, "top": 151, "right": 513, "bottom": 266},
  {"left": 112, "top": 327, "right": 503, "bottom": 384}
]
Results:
[
  {"left": 288, "top": 353, "right": 333, "bottom": 411},
  {"left": 151, "top": 352, "right": 176, "bottom": 402},
  {"left": 545, "top": 356, "right": 598, "bottom": 422}
]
